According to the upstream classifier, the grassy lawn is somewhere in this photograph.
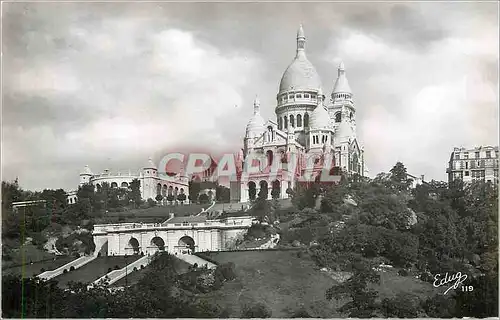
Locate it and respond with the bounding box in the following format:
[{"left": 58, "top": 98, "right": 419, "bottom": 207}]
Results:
[
  {"left": 52, "top": 255, "right": 142, "bottom": 288},
  {"left": 110, "top": 256, "right": 192, "bottom": 287},
  {"left": 2, "top": 256, "right": 75, "bottom": 278},
  {"left": 195, "top": 250, "right": 436, "bottom": 318},
  {"left": 196, "top": 250, "right": 345, "bottom": 318},
  {"left": 107, "top": 204, "right": 210, "bottom": 217},
  {"left": 3, "top": 242, "right": 58, "bottom": 268}
]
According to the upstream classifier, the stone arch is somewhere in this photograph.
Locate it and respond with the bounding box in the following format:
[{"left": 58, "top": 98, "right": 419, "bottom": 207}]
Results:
[
  {"left": 290, "top": 114, "right": 295, "bottom": 127},
  {"left": 110, "top": 182, "right": 118, "bottom": 188},
  {"left": 121, "top": 182, "right": 129, "bottom": 188},
  {"left": 271, "top": 180, "right": 281, "bottom": 199},
  {"left": 258, "top": 180, "right": 269, "bottom": 200},
  {"left": 156, "top": 183, "right": 162, "bottom": 195},
  {"left": 304, "top": 113, "right": 309, "bottom": 127},
  {"left": 150, "top": 236, "right": 165, "bottom": 251},
  {"left": 96, "top": 183, "right": 101, "bottom": 190},
  {"left": 297, "top": 114, "right": 302, "bottom": 127},
  {"left": 168, "top": 186, "right": 173, "bottom": 195},
  {"left": 180, "top": 188, "right": 185, "bottom": 194},
  {"left": 162, "top": 184, "right": 168, "bottom": 196},
  {"left": 248, "top": 181, "right": 257, "bottom": 201},
  {"left": 266, "top": 150, "right": 274, "bottom": 166},
  {"left": 129, "top": 237, "right": 140, "bottom": 254},
  {"left": 174, "top": 187, "right": 178, "bottom": 196},
  {"left": 335, "top": 112, "right": 341, "bottom": 123},
  {"left": 178, "top": 236, "right": 195, "bottom": 253}
]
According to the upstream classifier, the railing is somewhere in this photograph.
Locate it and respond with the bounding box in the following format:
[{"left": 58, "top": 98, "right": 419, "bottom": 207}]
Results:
[
  {"left": 38, "top": 255, "right": 97, "bottom": 280},
  {"left": 92, "top": 255, "right": 151, "bottom": 286},
  {"left": 93, "top": 219, "right": 254, "bottom": 233}
]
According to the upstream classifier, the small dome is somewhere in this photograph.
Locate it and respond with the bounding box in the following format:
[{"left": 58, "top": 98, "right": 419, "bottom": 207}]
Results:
[
  {"left": 80, "top": 165, "right": 92, "bottom": 175},
  {"left": 246, "top": 96, "right": 266, "bottom": 137},
  {"left": 246, "top": 114, "right": 266, "bottom": 137},
  {"left": 310, "top": 105, "right": 331, "bottom": 129},
  {"left": 144, "top": 157, "right": 157, "bottom": 170}
]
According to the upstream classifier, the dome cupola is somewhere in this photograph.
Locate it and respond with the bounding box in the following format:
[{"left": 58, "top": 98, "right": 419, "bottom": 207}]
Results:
[
  {"left": 278, "top": 25, "right": 322, "bottom": 94},
  {"left": 144, "top": 157, "right": 157, "bottom": 170},
  {"left": 309, "top": 88, "right": 331, "bottom": 129},
  {"left": 80, "top": 165, "right": 93, "bottom": 176},
  {"left": 245, "top": 95, "right": 266, "bottom": 138}
]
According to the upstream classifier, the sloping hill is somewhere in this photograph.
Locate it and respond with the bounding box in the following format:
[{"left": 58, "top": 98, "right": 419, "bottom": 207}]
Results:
[{"left": 196, "top": 250, "right": 435, "bottom": 318}]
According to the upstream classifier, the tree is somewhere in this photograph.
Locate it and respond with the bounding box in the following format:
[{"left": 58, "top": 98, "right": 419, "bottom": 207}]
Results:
[
  {"left": 241, "top": 302, "right": 272, "bottom": 318},
  {"left": 177, "top": 193, "right": 186, "bottom": 204},
  {"left": 188, "top": 181, "right": 201, "bottom": 203},
  {"left": 155, "top": 194, "right": 163, "bottom": 203},
  {"left": 326, "top": 256, "right": 381, "bottom": 317},
  {"left": 389, "top": 162, "right": 412, "bottom": 192},
  {"left": 381, "top": 293, "right": 423, "bottom": 318},
  {"left": 129, "top": 179, "right": 142, "bottom": 208},
  {"left": 198, "top": 194, "right": 209, "bottom": 204}
]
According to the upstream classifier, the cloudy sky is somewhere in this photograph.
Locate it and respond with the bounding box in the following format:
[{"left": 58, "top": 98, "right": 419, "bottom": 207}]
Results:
[{"left": 2, "top": 1, "right": 498, "bottom": 191}]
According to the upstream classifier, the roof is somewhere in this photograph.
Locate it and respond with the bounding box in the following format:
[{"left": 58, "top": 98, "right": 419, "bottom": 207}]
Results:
[
  {"left": 279, "top": 26, "right": 322, "bottom": 93},
  {"left": 309, "top": 105, "right": 331, "bottom": 129},
  {"left": 332, "top": 62, "right": 352, "bottom": 94}
]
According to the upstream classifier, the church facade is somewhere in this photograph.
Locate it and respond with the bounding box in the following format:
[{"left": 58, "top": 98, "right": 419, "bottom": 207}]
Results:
[{"left": 231, "top": 25, "right": 366, "bottom": 203}]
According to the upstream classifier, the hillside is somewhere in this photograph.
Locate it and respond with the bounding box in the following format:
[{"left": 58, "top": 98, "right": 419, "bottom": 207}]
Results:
[{"left": 196, "top": 250, "right": 434, "bottom": 318}]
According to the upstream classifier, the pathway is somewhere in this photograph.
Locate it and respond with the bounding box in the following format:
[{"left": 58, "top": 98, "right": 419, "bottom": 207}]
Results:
[{"left": 177, "top": 253, "right": 217, "bottom": 269}]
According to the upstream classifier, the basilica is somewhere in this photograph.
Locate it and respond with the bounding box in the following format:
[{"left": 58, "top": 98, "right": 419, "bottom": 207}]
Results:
[{"left": 231, "top": 25, "right": 367, "bottom": 203}]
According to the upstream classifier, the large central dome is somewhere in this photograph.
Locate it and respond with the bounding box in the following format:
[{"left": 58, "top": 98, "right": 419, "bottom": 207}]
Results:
[{"left": 278, "top": 25, "right": 322, "bottom": 93}]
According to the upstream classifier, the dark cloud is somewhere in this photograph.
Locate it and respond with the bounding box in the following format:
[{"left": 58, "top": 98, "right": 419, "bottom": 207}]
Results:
[{"left": 2, "top": 2, "right": 497, "bottom": 191}]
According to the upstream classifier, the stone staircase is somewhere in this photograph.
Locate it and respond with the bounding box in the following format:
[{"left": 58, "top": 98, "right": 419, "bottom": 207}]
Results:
[
  {"left": 91, "top": 255, "right": 151, "bottom": 287},
  {"left": 177, "top": 254, "right": 217, "bottom": 269},
  {"left": 38, "top": 254, "right": 97, "bottom": 280}
]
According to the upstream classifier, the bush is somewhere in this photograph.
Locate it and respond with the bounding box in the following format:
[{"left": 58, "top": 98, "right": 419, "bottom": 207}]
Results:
[
  {"left": 40, "top": 268, "right": 46, "bottom": 273},
  {"left": 241, "top": 303, "right": 272, "bottom": 318},
  {"left": 290, "top": 308, "right": 311, "bottom": 318},
  {"left": 398, "top": 269, "right": 409, "bottom": 276}
]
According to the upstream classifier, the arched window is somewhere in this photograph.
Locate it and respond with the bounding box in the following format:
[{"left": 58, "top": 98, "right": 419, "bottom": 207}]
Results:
[
  {"left": 266, "top": 150, "right": 273, "bottom": 166},
  {"left": 335, "top": 112, "right": 341, "bottom": 123},
  {"left": 278, "top": 117, "right": 282, "bottom": 130},
  {"left": 304, "top": 113, "right": 309, "bottom": 127},
  {"left": 350, "top": 112, "right": 353, "bottom": 120},
  {"left": 284, "top": 116, "right": 288, "bottom": 129},
  {"left": 297, "top": 114, "right": 302, "bottom": 127},
  {"left": 290, "top": 115, "right": 295, "bottom": 128}
]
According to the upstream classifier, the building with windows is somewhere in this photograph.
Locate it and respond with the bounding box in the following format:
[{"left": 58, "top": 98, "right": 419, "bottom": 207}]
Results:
[
  {"left": 231, "top": 25, "right": 366, "bottom": 202},
  {"left": 77, "top": 158, "right": 189, "bottom": 202},
  {"left": 446, "top": 146, "right": 499, "bottom": 184}
]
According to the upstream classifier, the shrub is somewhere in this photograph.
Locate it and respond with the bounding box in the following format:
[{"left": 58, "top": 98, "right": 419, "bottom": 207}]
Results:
[
  {"left": 241, "top": 303, "right": 272, "bottom": 318},
  {"left": 290, "top": 308, "right": 311, "bottom": 318},
  {"left": 40, "top": 268, "right": 46, "bottom": 273},
  {"left": 398, "top": 269, "right": 409, "bottom": 276}
]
